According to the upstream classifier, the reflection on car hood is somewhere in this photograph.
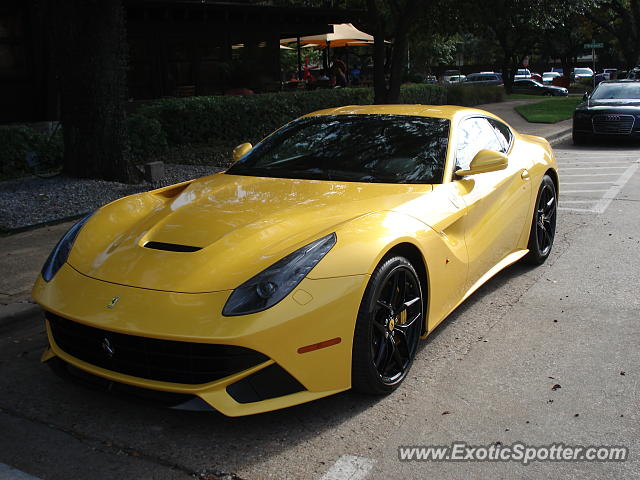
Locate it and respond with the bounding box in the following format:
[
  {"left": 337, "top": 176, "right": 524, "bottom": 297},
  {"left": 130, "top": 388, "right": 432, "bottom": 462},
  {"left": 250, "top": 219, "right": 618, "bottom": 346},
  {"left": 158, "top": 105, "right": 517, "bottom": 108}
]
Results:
[
  {"left": 67, "top": 173, "right": 432, "bottom": 292},
  {"left": 578, "top": 99, "right": 640, "bottom": 111}
]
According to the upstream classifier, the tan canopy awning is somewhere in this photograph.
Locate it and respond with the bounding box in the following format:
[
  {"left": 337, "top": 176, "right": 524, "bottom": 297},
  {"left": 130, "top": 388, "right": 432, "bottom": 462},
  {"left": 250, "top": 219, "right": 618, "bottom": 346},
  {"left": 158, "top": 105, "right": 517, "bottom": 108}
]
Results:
[{"left": 280, "top": 23, "right": 375, "bottom": 48}]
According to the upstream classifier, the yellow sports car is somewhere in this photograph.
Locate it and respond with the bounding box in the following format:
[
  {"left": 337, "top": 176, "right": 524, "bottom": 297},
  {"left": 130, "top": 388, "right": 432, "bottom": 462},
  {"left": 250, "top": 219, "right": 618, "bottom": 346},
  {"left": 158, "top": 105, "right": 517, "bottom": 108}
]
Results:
[{"left": 33, "top": 105, "right": 558, "bottom": 416}]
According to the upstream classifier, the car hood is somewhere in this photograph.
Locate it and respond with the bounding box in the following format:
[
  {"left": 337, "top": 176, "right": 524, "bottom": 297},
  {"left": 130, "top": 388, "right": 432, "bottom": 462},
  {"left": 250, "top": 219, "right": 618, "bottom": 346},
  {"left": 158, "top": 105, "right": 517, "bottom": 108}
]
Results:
[
  {"left": 68, "top": 173, "right": 432, "bottom": 293},
  {"left": 577, "top": 99, "right": 640, "bottom": 112}
]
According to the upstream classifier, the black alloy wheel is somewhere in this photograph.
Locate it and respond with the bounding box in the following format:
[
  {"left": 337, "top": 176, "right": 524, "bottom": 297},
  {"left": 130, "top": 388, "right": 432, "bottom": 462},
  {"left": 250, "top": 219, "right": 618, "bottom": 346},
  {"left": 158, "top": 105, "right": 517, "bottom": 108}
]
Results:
[
  {"left": 352, "top": 256, "right": 424, "bottom": 394},
  {"left": 525, "top": 175, "right": 557, "bottom": 265}
]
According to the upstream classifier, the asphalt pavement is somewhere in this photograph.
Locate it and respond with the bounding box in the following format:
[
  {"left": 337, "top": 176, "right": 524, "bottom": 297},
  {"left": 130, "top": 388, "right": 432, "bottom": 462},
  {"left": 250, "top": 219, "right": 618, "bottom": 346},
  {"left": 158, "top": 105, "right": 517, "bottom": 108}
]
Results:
[{"left": 1, "top": 112, "right": 638, "bottom": 479}]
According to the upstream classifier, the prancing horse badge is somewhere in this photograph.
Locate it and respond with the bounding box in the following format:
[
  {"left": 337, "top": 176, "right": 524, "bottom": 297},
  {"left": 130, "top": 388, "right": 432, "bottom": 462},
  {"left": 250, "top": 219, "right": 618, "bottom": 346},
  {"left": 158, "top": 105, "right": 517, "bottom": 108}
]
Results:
[{"left": 107, "top": 296, "right": 120, "bottom": 309}]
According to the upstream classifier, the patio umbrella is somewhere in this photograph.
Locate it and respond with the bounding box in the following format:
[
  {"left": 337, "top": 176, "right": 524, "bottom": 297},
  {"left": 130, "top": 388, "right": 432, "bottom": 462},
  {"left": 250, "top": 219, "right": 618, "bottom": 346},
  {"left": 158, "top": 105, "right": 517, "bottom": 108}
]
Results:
[
  {"left": 280, "top": 23, "right": 374, "bottom": 48},
  {"left": 281, "top": 24, "right": 378, "bottom": 81}
]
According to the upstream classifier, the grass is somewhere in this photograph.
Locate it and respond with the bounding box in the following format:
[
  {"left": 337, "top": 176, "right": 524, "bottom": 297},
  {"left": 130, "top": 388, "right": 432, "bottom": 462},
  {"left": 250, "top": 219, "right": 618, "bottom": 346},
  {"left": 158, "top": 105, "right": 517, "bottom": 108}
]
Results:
[{"left": 514, "top": 97, "right": 582, "bottom": 123}]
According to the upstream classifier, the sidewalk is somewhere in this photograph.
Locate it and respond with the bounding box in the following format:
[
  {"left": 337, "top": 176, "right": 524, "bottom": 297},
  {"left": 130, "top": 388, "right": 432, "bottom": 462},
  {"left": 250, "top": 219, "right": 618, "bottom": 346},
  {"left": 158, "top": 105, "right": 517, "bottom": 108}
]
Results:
[{"left": 0, "top": 99, "right": 573, "bottom": 318}]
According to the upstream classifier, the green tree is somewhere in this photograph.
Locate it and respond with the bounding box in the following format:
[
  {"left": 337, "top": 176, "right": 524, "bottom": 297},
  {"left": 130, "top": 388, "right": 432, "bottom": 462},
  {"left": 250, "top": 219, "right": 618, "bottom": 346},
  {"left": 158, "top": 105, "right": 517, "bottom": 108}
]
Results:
[
  {"left": 51, "top": 0, "right": 142, "bottom": 183},
  {"left": 587, "top": 0, "right": 640, "bottom": 66},
  {"left": 540, "top": 15, "right": 592, "bottom": 74},
  {"left": 366, "top": 0, "right": 457, "bottom": 103},
  {"left": 461, "top": 0, "right": 592, "bottom": 91},
  {"left": 366, "top": 0, "right": 418, "bottom": 103}
]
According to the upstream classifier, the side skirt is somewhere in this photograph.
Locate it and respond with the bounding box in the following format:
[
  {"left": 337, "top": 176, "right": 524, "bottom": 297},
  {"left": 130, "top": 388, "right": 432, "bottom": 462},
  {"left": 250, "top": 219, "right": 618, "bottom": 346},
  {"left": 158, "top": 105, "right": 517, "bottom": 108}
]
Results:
[{"left": 421, "top": 249, "right": 529, "bottom": 338}]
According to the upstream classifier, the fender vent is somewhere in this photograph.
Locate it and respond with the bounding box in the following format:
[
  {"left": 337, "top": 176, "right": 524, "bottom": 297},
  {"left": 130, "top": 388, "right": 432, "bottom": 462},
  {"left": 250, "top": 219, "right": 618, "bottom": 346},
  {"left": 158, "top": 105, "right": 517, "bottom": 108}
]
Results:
[{"left": 144, "top": 241, "right": 201, "bottom": 252}]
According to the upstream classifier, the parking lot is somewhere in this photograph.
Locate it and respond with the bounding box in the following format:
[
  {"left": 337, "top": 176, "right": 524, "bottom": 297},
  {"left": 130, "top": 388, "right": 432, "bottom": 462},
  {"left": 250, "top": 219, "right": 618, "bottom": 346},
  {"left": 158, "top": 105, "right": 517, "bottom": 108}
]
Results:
[
  {"left": 557, "top": 142, "right": 640, "bottom": 213},
  {"left": 1, "top": 139, "right": 639, "bottom": 480}
]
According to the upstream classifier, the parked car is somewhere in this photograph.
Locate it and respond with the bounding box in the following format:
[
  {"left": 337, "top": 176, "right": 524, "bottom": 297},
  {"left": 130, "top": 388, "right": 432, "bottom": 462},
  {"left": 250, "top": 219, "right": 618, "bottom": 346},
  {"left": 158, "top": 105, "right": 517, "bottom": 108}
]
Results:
[
  {"left": 551, "top": 76, "right": 570, "bottom": 88},
  {"left": 626, "top": 66, "right": 640, "bottom": 80},
  {"left": 572, "top": 80, "right": 640, "bottom": 144},
  {"left": 602, "top": 68, "right": 617, "bottom": 80},
  {"left": 512, "top": 79, "right": 568, "bottom": 96},
  {"left": 572, "top": 67, "right": 594, "bottom": 82},
  {"left": 445, "top": 74, "right": 466, "bottom": 84},
  {"left": 514, "top": 68, "right": 532, "bottom": 80},
  {"left": 463, "top": 72, "right": 503, "bottom": 86},
  {"left": 542, "top": 72, "right": 562, "bottom": 84},
  {"left": 34, "top": 105, "right": 559, "bottom": 416},
  {"left": 442, "top": 69, "right": 462, "bottom": 83}
]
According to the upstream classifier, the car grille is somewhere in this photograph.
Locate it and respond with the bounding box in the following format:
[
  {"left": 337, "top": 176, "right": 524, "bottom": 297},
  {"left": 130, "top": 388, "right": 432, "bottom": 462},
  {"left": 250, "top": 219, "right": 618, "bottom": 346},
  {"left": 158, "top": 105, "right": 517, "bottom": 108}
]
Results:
[
  {"left": 592, "top": 114, "right": 635, "bottom": 134},
  {"left": 46, "top": 312, "right": 269, "bottom": 385}
]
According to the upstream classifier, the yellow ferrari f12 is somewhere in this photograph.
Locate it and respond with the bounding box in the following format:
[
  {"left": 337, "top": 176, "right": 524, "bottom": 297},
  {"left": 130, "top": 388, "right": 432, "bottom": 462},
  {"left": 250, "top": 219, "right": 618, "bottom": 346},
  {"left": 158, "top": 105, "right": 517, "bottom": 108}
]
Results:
[{"left": 33, "top": 105, "right": 558, "bottom": 416}]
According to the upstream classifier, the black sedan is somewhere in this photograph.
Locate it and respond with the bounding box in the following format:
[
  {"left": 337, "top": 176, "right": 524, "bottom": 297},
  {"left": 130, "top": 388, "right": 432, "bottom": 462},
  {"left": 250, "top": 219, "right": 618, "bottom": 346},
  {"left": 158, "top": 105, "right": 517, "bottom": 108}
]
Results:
[
  {"left": 512, "top": 79, "right": 568, "bottom": 96},
  {"left": 572, "top": 80, "right": 640, "bottom": 144}
]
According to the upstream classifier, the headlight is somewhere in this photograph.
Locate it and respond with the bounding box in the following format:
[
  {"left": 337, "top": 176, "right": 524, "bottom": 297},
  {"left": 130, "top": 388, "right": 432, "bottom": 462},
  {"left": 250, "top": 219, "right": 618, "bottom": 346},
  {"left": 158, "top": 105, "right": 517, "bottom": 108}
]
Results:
[
  {"left": 574, "top": 111, "right": 591, "bottom": 121},
  {"left": 41, "top": 213, "right": 93, "bottom": 282},
  {"left": 222, "top": 233, "right": 337, "bottom": 316}
]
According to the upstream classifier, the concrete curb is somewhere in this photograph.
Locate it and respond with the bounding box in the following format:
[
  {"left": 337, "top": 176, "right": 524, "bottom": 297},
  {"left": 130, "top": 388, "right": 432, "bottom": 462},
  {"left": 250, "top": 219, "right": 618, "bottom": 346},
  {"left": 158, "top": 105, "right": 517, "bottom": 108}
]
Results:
[
  {"left": 0, "top": 302, "right": 40, "bottom": 332},
  {"left": 546, "top": 127, "right": 573, "bottom": 146},
  {"left": 0, "top": 212, "right": 87, "bottom": 237}
]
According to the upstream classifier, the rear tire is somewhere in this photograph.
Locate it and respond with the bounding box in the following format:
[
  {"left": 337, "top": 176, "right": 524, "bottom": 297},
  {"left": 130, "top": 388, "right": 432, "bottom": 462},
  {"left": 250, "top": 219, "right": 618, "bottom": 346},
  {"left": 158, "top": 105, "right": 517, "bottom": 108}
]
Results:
[
  {"left": 352, "top": 256, "right": 424, "bottom": 395},
  {"left": 524, "top": 175, "right": 557, "bottom": 265}
]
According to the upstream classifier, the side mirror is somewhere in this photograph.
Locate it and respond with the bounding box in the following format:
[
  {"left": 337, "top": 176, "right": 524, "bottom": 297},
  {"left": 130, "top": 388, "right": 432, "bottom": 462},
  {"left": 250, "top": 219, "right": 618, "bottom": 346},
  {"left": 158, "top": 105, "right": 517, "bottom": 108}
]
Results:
[
  {"left": 455, "top": 150, "right": 508, "bottom": 177},
  {"left": 232, "top": 142, "right": 253, "bottom": 162},
  {"left": 583, "top": 92, "right": 590, "bottom": 101}
]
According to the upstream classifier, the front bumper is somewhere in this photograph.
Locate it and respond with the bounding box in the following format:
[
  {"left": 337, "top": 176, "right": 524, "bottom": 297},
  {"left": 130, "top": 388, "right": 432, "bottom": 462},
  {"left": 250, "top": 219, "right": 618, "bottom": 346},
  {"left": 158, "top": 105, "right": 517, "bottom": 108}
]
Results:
[{"left": 33, "top": 264, "right": 368, "bottom": 416}]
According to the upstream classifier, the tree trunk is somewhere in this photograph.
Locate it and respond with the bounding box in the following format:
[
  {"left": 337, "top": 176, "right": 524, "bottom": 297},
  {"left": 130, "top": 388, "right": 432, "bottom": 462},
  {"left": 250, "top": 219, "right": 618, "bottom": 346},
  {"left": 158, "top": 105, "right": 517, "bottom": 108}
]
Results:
[
  {"left": 367, "top": 0, "right": 388, "bottom": 104},
  {"left": 52, "top": 0, "right": 142, "bottom": 183},
  {"left": 385, "top": 4, "right": 415, "bottom": 103},
  {"left": 367, "top": 0, "right": 416, "bottom": 104}
]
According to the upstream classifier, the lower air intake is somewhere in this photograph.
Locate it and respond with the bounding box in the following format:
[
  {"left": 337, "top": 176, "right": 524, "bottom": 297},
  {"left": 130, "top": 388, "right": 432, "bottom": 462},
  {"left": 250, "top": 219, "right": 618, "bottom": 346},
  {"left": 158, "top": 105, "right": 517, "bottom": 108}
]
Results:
[{"left": 46, "top": 312, "right": 269, "bottom": 384}]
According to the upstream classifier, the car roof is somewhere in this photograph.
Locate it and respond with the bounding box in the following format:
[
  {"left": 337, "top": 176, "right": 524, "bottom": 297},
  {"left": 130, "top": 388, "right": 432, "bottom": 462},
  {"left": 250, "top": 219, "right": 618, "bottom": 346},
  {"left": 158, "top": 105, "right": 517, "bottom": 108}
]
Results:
[
  {"left": 598, "top": 79, "right": 640, "bottom": 84},
  {"left": 306, "top": 104, "right": 501, "bottom": 122}
]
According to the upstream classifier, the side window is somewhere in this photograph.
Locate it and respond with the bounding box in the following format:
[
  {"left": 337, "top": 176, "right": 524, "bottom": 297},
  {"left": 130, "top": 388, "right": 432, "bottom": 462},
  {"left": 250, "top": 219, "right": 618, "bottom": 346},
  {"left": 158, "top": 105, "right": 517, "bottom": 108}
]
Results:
[
  {"left": 456, "top": 117, "right": 503, "bottom": 170},
  {"left": 487, "top": 118, "right": 513, "bottom": 152}
]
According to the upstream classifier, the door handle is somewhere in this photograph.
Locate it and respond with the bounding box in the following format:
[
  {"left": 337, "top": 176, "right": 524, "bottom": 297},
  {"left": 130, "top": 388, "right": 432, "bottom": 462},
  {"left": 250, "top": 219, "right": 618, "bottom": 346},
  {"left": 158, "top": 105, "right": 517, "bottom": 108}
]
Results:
[{"left": 521, "top": 169, "right": 530, "bottom": 180}]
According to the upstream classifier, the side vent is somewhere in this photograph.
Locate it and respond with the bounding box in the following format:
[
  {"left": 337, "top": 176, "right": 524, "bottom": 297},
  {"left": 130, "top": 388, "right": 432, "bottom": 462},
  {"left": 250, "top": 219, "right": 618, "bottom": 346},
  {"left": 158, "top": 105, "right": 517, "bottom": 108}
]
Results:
[{"left": 144, "top": 241, "right": 201, "bottom": 253}]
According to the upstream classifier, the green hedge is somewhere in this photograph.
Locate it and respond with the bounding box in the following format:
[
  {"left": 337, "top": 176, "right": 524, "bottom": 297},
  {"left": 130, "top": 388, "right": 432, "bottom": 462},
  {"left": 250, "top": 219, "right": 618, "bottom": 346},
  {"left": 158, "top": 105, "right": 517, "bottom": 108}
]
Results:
[
  {"left": 131, "top": 84, "right": 499, "bottom": 152},
  {"left": 135, "top": 87, "right": 372, "bottom": 148},
  {"left": 0, "top": 125, "right": 63, "bottom": 179},
  {"left": 446, "top": 85, "right": 505, "bottom": 107},
  {"left": 1, "top": 83, "right": 503, "bottom": 178},
  {"left": 132, "top": 84, "right": 452, "bottom": 150}
]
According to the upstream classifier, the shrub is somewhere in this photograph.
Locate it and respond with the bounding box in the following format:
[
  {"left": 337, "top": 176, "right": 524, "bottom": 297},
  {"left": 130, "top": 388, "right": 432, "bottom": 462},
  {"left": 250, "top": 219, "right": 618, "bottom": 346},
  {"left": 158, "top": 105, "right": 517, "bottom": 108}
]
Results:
[
  {"left": 0, "top": 125, "right": 63, "bottom": 179},
  {"left": 446, "top": 85, "right": 505, "bottom": 107},
  {"left": 127, "top": 114, "right": 167, "bottom": 161},
  {"left": 399, "top": 83, "right": 447, "bottom": 105},
  {"left": 134, "top": 84, "right": 448, "bottom": 147},
  {"left": 135, "top": 87, "right": 375, "bottom": 146}
]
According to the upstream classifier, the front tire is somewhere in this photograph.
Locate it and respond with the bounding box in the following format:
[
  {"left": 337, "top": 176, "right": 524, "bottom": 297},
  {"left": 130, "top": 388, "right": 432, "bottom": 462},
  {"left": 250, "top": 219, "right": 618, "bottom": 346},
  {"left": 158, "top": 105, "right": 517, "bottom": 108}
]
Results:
[
  {"left": 524, "top": 175, "right": 557, "bottom": 265},
  {"left": 572, "top": 130, "right": 590, "bottom": 145},
  {"left": 352, "top": 256, "right": 424, "bottom": 394}
]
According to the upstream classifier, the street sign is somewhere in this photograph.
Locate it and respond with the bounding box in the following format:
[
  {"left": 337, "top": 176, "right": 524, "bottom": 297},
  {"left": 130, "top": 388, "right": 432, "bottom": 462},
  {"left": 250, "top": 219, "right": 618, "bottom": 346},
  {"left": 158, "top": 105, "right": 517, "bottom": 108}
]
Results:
[{"left": 584, "top": 42, "right": 604, "bottom": 49}]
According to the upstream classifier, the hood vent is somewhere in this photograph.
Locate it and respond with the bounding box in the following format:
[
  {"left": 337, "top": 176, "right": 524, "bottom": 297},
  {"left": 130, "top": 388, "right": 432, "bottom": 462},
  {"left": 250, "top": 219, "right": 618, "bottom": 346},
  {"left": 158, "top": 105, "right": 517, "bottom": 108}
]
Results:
[{"left": 144, "top": 241, "right": 202, "bottom": 253}]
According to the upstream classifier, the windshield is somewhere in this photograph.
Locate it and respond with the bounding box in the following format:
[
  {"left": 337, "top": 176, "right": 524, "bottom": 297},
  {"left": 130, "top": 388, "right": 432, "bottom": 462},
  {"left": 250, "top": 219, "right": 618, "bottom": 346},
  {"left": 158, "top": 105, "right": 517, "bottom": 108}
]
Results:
[
  {"left": 591, "top": 83, "right": 640, "bottom": 100},
  {"left": 575, "top": 68, "right": 592, "bottom": 74},
  {"left": 226, "top": 115, "right": 450, "bottom": 184}
]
